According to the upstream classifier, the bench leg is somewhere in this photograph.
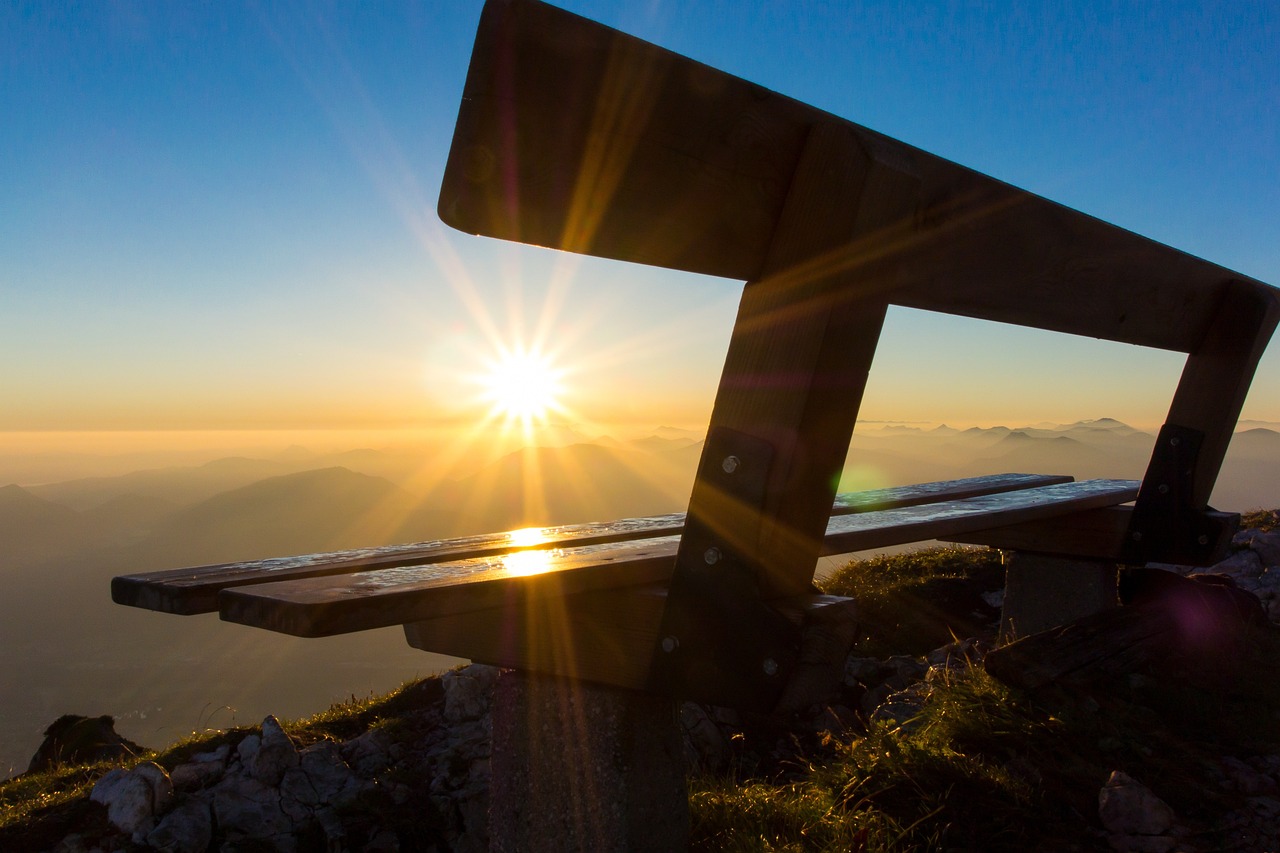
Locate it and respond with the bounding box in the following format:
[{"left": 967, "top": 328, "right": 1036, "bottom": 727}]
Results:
[
  {"left": 489, "top": 670, "right": 688, "bottom": 853},
  {"left": 999, "top": 552, "right": 1118, "bottom": 639}
]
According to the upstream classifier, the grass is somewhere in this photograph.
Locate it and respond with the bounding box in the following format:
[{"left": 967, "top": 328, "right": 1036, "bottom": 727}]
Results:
[
  {"left": 690, "top": 542, "right": 1280, "bottom": 851},
  {"left": 820, "top": 546, "right": 1005, "bottom": 657},
  {"left": 0, "top": 676, "right": 444, "bottom": 849},
  {"left": 7, "top": 539, "right": 1280, "bottom": 851}
]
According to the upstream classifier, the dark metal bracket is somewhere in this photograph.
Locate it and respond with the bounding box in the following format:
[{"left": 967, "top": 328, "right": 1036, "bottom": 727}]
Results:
[
  {"left": 647, "top": 427, "right": 802, "bottom": 711},
  {"left": 1123, "top": 423, "right": 1239, "bottom": 566}
]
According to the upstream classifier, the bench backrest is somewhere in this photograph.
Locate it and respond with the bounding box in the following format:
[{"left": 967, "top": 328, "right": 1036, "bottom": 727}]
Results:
[{"left": 439, "top": 0, "right": 1279, "bottom": 706}]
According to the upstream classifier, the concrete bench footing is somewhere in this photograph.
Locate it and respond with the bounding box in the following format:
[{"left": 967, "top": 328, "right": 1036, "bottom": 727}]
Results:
[
  {"left": 1000, "top": 552, "right": 1119, "bottom": 639},
  {"left": 490, "top": 670, "right": 689, "bottom": 853}
]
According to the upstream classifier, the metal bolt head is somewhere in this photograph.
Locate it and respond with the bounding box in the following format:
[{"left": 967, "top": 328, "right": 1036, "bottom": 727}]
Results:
[
  {"left": 1157, "top": 483, "right": 1170, "bottom": 495},
  {"left": 1170, "top": 436, "right": 1181, "bottom": 447},
  {"left": 762, "top": 658, "right": 779, "bottom": 676},
  {"left": 721, "top": 455, "right": 741, "bottom": 474},
  {"left": 1198, "top": 534, "right": 1210, "bottom": 546},
  {"left": 703, "top": 547, "right": 722, "bottom": 565},
  {"left": 1131, "top": 531, "right": 1143, "bottom": 542},
  {"left": 661, "top": 636, "right": 679, "bottom": 653}
]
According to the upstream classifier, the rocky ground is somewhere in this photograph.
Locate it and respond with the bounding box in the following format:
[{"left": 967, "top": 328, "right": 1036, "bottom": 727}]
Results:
[{"left": 6, "top": 514, "right": 1280, "bottom": 852}]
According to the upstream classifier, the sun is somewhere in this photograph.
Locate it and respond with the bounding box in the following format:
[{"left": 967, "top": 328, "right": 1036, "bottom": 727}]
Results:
[{"left": 482, "top": 348, "right": 564, "bottom": 422}]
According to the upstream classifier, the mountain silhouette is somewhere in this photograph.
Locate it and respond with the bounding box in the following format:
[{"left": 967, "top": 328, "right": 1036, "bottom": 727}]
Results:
[{"left": 133, "top": 467, "right": 412, "bottom": 567}]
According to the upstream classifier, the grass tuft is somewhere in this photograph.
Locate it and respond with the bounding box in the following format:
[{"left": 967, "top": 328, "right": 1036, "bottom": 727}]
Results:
[{"left": 820, "top": 546, "right": 1003, "bottom": 657}]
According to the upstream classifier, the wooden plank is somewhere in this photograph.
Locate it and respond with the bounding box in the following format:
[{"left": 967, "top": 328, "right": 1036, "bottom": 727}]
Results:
[
  {"left": 112, "top": 472, "right": 1069, "bottom": 615},
  {"left": 441, "top": 0, "right": 1275, "bottom": 352},
  {"left": 401, "top": 589, "right": 853, "bottom": 695},
  {"left": 221, "top": 537, "right": 679, "bottom": 639},
  {"left": 669, "top": 121, "right": 913, "bottom": 605},
  {"left": 949, "top": 505, "right": 1237, "bottom": 564},
  {"left": 832, "top": 472, "right": 1070, "bottom": 512},
  {"left": 818, "top": 479, "right": 1138, "bottom": 556},
  {"left": 1155, "top": 280, "right": 1280, "bottom": 509},
  {"left": 403, "top": 585, "right": 667, "bottom": 689},
  {"left": 948, "top": 506, "right": 1134, "bottom": 560},
  {"left": 110, "top": 513, "right": 685, "bottom": 616},
  {"left": 217, "top": 479, "right": 1136, "bottom": 638}
]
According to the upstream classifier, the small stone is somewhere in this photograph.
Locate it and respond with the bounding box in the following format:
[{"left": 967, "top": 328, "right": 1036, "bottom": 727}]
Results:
[
  {"left": 843, "top": 656, "right": 883, "bottom": 685},
  {"left": 191, "top": 743, "right": 231, "bottom": 766},
  {"left": 1248, "top": 795, "right": 1280, "bottom": 818},
  {"left": 89, "top": 761, "right": 172, "bottom": 838},
  {"left": 1207, "top": 549, "right": 1264, "bottom": 579},
  {"left": 885, "top": 654, "right": 928, "bottom": 680},
  {"left": 1099, "top": 770, "right": 1177, "bottom": 836},
  {"left": 1251, "top": 531, "right": 1280, "bottom": 568},
  {"left": 251, "top": 716, "right": 299, "bottom": 786},
  {"left": 443, "top": 664, "right": 499, "bottom": 723},
  {"left": 210, "top": 774, "right": 294, "bottom": 848},
  {"left": 1222, "top": 756, "right": 1278, "bottom": 795},
  {"left": 341, "top": 727, "right": 393, "bottom": 776},
  {"left": 236, "top": 734, "right": 261, "bottom": 767},
  {"left": 363, "top": 827, "right": 401, "bottom": 852},
  {"left": 145, "top": 799, "right": 213, "bottom": 853},
  {"left": 170, "top": 759, "right": 224, "bottom": 790}
]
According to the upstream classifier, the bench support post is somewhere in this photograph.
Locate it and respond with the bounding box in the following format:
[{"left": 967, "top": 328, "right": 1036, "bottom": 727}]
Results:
[
  {"left": 489, "top": 670, "right": 688, "bottom": 853},
  {"left": 999, "top": 552, "right": 1118, "bottom": 640},
  {"left": 651, "top": 122, "right": 918, "bottom": 708}
]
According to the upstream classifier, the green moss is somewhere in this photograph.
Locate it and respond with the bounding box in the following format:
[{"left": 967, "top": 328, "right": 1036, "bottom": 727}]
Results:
[{"left": 820, "top": 546, "right": 1004, "bottom": 656}]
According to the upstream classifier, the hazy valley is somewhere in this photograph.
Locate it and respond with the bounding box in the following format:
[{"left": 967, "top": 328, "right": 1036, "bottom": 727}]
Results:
[{"left": 3, "top": 419, "right": 1279, "bottom": 776}]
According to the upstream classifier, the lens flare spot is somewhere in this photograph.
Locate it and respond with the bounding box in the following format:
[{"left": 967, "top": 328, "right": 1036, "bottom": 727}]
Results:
[
  {"left": 508, "top": 527, "right": 550, "bottom": 547},
  {"left": 501, "top": 549, "right": 557, "bottom": 577},
  {"left": 483, "top": 348, "right": 563, "bottom": 422}
]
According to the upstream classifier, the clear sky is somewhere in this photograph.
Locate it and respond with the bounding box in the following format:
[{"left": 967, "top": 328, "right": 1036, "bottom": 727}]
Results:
[{"left": 3, "top": 0, "right": 1278, "bottom": 440}]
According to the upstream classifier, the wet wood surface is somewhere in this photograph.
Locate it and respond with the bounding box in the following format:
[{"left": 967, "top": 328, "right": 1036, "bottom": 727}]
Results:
[
  {"left": 216, "top": 478, "right": 1137, "bottom": 637},
  {"left": 112, "top": 472, "right": 1069, "bottom": 615}
]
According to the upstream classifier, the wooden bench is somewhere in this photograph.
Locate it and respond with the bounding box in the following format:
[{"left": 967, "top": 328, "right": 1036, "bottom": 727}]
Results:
[{"left": 111, "top": 0, "right": 1278, "bottom": 847}]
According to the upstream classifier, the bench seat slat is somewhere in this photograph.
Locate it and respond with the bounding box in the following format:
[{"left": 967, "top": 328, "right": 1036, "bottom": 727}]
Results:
[
  {"left": 112, "top": 472, "right": 1070, "bottom": 615},
  {"left": 217, "top": 478, "right": 1137, "bottom": 637}
]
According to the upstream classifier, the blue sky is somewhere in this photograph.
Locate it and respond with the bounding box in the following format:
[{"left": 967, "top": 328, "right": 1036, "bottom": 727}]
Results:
[{"left": 3, "top": 0, "right": 1278, "bottom": 435}]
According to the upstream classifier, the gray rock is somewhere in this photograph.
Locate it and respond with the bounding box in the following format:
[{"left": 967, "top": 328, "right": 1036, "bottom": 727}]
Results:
[
  {"left": 844, "top": 656, "right": 883, "bottom": 685},
  {"left": 1099, "top": 770, "right": 1177, "bottom": 836},
  {"left": 1221, "top": 755, "right": 1278, "bottom": 794},
  {"left": 251, "top": 716, "right": 299, "bottom": 786},
  {"left": 89, "top": 761, "right": 172, "bottom": 839},
  {"left": 885, "top": 654, "right": 928, "bottom": 681},
  {"left": 443, "top": 664, "right": 499, "bottom": 723},
  {"left": 363, "top": 827, "right": 401, "bottom": 852},
  {"left": 279, "top": 739, "right": 363, "bottom": 819},
  {"left": 236, "top": 734, "right": 261, "bottom": 768},
  {"left": 1252, "top": 531, "right": 1280, "bottom": 568},
  {"left": 679, "top": 702, "right": 729, "bottom": 772},
  {"left": 210, "top": 774, "right": 294, "bottom": 850},
  {"left": 145, "top": 799, "right": 213, "bottom": 853},
  {"left": 341, "top": 727, "right": 393, "bottom": 776},
  {"left": 191, "top": 743, "right": 231, "bottom": 766},
  {"left": 170, "top": 758, "right": 224, "bottom": 790},
  {"left": 1207, "top": 548, "right": 1265, "bottom": 579}
]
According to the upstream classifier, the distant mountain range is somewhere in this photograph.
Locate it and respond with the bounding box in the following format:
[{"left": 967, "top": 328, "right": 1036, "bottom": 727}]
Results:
[{"left": 1, "top": 420, "right": 1278, "bottom": 776}]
